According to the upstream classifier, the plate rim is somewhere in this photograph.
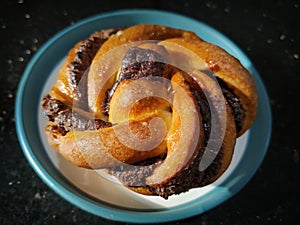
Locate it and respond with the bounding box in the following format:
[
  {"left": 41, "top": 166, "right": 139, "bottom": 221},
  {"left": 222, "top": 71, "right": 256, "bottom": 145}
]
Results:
[{"left": 15, "top": 9, "right": 272, "bottom": 223}]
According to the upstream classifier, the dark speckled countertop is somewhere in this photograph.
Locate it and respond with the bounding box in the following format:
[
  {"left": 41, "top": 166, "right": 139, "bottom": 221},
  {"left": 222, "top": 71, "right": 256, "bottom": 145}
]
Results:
[{"left": 0, "top": 0, "right": 299, "bottom": 224}]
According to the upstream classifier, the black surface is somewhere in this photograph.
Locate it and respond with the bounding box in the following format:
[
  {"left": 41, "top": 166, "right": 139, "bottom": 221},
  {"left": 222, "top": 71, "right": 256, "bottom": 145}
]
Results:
[{"left": 0, "top": 0, "right": 299, "bottom": 224}]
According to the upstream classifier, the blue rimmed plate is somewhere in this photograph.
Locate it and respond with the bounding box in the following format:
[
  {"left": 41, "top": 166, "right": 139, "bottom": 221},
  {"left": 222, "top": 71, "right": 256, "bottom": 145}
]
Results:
[{"left": 15, "top": 9, "right": 272, "bottom": 223}]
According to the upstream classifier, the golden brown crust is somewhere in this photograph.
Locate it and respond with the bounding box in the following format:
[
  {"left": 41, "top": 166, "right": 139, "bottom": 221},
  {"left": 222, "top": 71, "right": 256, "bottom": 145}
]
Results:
[
  {"left": 108, "top": 79, "right": 171, "bottom": 124},
  {"left": 49, "top": 41, "right": 80, "bottom": 105},
  {"left": 46, "top": 111, "right": 171, "bottom": 169},
  {"left": 126, "top": 186, "right": 153, "bottom": 195}
]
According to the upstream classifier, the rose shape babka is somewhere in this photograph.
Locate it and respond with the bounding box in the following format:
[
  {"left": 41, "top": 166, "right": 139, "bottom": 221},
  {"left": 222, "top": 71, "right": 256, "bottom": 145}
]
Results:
[{"left": 41, "top": 24, "right": 257, "bottom": 199}]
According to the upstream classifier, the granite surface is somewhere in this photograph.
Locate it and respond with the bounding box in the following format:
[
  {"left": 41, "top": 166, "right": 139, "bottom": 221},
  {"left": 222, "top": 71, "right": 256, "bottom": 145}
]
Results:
[{"left": 0, "top": 0, "right": 299, "bottom": 224}]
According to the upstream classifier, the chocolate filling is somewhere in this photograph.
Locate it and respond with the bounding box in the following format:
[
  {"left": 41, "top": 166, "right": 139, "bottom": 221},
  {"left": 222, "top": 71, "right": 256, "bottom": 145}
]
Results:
[
  {"left": 102, "top": 47, "right": 166, "bottom": 115},
  {"left": 218, "top": 79, "right": 245, "bottom": 133},
  {"left": 67, "top": 28, "right": 122, "bottom": 109},
  {"left": 148, "top": 147, "right": 224, "bottom": 199},
  {"left": 42, "top": 95, "right": 111, "bottom": 135},
  {"left": 200, "top": 70, "right": 245, "bottom": 133},
  {"left": 108, "top": 158, "right": 163, "bottom": 187},
  {"left": 191, "top": 88, "right": 211, "bottom": 143}
]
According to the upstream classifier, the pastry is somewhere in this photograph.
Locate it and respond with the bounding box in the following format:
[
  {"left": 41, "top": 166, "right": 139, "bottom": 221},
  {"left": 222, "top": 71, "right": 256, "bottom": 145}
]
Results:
[{"left": 41, "top": 24, "right": 258, "bottom": 199}]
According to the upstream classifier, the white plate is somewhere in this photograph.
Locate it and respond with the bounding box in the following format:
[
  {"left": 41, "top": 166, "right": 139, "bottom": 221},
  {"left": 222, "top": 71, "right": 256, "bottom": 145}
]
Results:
[{"left": 16, "top": 9, "right": 272, "bottom": 223}]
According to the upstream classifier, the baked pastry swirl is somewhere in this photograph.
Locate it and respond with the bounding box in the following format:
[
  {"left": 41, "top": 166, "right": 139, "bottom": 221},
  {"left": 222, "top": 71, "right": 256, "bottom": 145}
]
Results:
[{"left": 41, "top": 24, "right": 257, "bottom": 199}]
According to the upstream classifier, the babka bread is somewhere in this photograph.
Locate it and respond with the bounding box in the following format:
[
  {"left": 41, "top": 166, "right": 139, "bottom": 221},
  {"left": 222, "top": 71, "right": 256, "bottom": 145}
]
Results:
[{"left": 41, "top": 24, "right": 257, "bottom": 199}]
